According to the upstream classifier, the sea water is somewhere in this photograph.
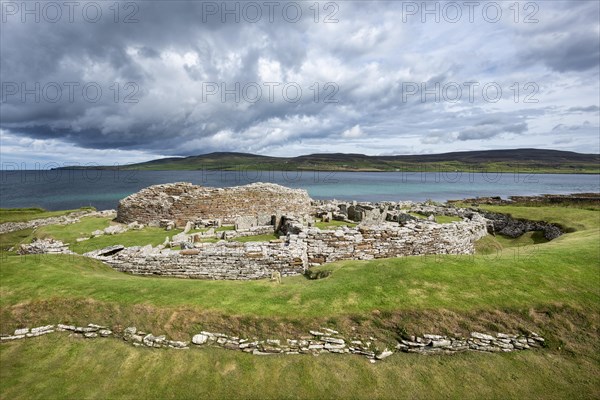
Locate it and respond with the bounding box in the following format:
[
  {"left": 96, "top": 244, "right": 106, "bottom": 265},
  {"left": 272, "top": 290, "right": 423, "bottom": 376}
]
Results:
[{"left": 1, "top": 169, "right": 598, "bottom": 210}]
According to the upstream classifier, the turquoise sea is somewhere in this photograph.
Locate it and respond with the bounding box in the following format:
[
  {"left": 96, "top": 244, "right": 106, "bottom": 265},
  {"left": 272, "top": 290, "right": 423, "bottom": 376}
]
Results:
[{"left": 1, "top": 170, "right": 598, "bottom": 210}]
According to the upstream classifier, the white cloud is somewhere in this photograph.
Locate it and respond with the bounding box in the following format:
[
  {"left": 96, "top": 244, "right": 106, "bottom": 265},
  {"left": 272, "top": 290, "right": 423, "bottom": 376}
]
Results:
[{"left": 341, "top": 125, "right": 364, "bottom": 138}]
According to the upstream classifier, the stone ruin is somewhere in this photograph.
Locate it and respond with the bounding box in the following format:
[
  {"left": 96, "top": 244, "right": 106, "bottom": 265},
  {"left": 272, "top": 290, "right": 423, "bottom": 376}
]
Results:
[
  {"left": 91, "top": 215, "right": 487, "bottom": 280},
  {"left": 19, "top": 182, "right": 565, "bottom": 281},
  {"left": 115, "top": 182, "right": 313, "bottom": 228},
  {"left": 72, "top": 182, "right": 491, "bottom": 280}
]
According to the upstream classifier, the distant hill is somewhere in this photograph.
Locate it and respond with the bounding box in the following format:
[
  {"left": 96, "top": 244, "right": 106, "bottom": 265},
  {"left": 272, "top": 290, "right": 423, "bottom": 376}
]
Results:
[{"left": 57, "top": 149, "right": 600, "bottom": 173}]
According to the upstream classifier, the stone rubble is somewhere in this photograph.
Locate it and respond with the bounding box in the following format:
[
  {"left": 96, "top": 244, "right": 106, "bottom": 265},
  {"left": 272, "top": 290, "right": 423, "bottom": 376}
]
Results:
[
  {"left": 478, "top": 210, "right": 563, "bottom": 240},
  {"left": 17, "top": 238, "right": 74, "bottom": 255},
  {"left": 396, "top": 332, "right": 545, "bottom": 354},
  {"left": 0, "top": 323, "right": 545, "bottom": 361},
  {"left": 0, "top": 209, "right": 116, "bottom": 234}
]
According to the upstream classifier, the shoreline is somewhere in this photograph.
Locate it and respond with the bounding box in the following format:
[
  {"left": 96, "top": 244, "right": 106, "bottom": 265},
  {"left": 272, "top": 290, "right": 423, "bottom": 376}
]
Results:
[{"left": 48, "top": 167, "right": 600, "bottom": 174}]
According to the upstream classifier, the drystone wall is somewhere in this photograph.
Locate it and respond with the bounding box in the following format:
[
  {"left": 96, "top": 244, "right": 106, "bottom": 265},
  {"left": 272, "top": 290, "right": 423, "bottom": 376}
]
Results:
[
  {"left": 1, "top": 323, "right": 546, "bottom": 361},
  {"left": 95, "top": 236, "right": 308, "bottom": 280},
  {"left": 303, "top": 217, "right": 488, "bottom": 265},
  {"left": 89, "top": 216, "right": 487, "bottom": 280},
  {"left": 116, "top": 182, "right": 312, "bottom": 227}
]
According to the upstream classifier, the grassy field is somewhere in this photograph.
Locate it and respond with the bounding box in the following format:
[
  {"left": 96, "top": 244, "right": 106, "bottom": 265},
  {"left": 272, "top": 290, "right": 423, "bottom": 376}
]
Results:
[
  {"left": 0, "top": 207, "right": 94, "bottom": 224},
  {"left": 64, "top": 150, "right": 600, "bottom": 174},
  {"left": 1, "top": 336, "right": 598, "bottom": 400},
  {"left": 0, "top": 204, "right": 599, "bottom": 399},
  {"left": 0, "top": 217, "right": 184, "bottom": 255}
]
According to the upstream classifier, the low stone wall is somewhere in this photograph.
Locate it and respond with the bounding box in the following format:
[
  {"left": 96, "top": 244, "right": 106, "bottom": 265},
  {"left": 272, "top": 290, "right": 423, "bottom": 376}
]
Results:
[
  {"left": 303, "top": 218, "right": 488, "bottom": 265},
  {"left": 89, "top": 215, "right": 487, "bottom": 280},
  {"left": 403, "top": 203, "right": 564, "bottom": 240},
  {"left": 17, "top": 238, "right": 74, "bottom": 255},
  {"left": 116, "top": 182, "right": 312, "bottom": 227},
  {"left": 1, "top": 323, "right": 546, "bottom": 361},
  {"left": 0, "top": 210, "right": 115, "bottom": 234},
  {"left": 100, "top": 236, "right": 308, "bottom": 280}
]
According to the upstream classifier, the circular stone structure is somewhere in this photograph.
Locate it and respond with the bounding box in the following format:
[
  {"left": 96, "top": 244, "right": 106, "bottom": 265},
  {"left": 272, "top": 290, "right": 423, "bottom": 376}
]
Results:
[{"left": 115, "top": 182, "right": 313, "bottom": 227}]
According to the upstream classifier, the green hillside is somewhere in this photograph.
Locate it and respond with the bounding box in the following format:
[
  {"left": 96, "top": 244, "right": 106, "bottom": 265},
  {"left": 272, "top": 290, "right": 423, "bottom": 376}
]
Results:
[{"left": 56, "top": 149, "right": 600, "bottom": 173}]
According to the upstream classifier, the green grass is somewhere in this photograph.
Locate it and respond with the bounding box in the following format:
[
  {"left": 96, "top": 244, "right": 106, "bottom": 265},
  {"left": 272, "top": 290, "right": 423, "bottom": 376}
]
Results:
[
  {"left": 232, "top": 234, "right": 279, "bottom": 242},
  {"left": 476, "top": 231, "right": 549, "bottom": 255},
  {"left": 0, "top": 228, "right": 33, "bottom": 254},
  {"left": 1, "top": 336, "right": 598, "bottom": 400},
  {"left": 408, "top": 213, "right": 462, "bottom": 224},
  {"left": 1, "top": 222, "right": 598, "bottom": 318},
  {"left": 1, "top": 204, "right": 599, "bottom": 399},
  {"left": 70, "top": 152, "right": 600, "bottom": 174},
  {"left": 0, "top": 207, "right": 95, "bottom": 224},
  {"left": 434, "top": 215, "right": 463, "bottom": 223},
  {"left": 458, "top": 203, "right": 600, "bottom": 232},
  {"left": 314, "top": 220, "right": 358, "bottom": 230},
  {"left": 0, "top": 217, "right": 184, "bottom": 255},
  {"left": 71, "top": 227, "right": 183, "bottom": 254}
]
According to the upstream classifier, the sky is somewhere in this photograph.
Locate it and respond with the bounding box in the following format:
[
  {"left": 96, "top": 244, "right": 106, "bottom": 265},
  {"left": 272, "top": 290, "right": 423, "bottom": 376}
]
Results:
[{"left": 1, "top": 0, "right": 599, "bottom": 167}]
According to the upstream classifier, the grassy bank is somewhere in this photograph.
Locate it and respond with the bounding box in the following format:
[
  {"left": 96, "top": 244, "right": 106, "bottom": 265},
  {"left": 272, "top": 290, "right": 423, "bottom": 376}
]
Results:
[
  {"left": 0, "top": 204, "right": 598, "bottom": 399},
  {"left": 1, "top": 227, "right": 598, "bottom": 318}
]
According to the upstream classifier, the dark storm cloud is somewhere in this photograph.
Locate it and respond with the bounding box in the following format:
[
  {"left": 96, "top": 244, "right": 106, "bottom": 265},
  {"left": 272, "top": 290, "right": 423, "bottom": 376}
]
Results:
[
  {"left": 516, "top": 1, "right": 600, "bottom": 73},
  {"left": 1, "top": 0, "right": 599, "bottom": 163}
]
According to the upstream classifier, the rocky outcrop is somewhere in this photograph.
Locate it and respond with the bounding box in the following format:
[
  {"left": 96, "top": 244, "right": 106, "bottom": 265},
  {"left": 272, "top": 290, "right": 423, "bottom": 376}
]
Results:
[
  {"left": 479, "top": 211, "right": 563, "bottom": 240},
  {"left": 115, "top": 182, "right": 312, "bottom": 227}
]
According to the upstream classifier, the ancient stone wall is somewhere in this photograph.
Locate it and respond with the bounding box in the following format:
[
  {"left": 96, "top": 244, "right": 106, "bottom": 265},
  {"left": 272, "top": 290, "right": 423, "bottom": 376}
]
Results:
[
  {"left": 101, "top": 236, "right": 308, "bottom": 280},
  {"left": 1, "top": 323, "right": 546, "bottom": 359},
  {"left": 92, "top": 216, "right": 486, "bottom": 280},
  {"left": 115, "top": 182, "right": 312, "bottom": 227},
  {"left": 303, "top": 217, "right": 488, "bottom": 265}
]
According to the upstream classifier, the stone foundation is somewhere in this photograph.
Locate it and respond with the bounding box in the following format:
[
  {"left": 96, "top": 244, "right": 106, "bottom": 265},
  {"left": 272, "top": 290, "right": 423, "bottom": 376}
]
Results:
[
  {"left": 100, "top": 236, "right": 308, "bottom": 280},
  {"left": 0, "top": 323, "right": 546, "bottom": 360},
  {"left": 89, "top": 214, "right": 487, "bottom": 280},
  {"left": 303, "top": 217, "right": 488, "bottom": 265}
]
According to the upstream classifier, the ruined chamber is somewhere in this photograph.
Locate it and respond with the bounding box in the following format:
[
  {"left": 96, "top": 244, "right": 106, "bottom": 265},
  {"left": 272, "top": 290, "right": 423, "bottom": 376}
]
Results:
[{"left": 115, "top": 182, "right": 313, "bottom": 228}]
